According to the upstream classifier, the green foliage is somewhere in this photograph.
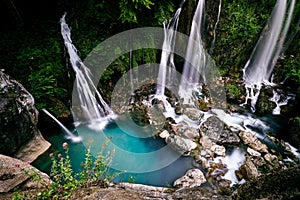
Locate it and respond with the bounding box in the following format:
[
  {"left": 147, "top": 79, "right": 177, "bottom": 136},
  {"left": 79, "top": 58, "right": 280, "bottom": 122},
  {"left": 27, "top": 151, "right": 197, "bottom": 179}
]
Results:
[
  {"left": 283, "top": 56, "right": 300, "bottom": 85},
  {"left": 215, "top": 0, "right": 275, "bottom": 75},
  {"left": 119, "top": 0, "right": 174, "bottom": 25},
  {"left": 28, "top": 65, "right": 65, "bottom": 111},
  {"left": 119, "top": 0, "right": 154, "bottom": 23},
  {"left": 14, "top": 142, "right": 124, "bottom": 199},
  {"left": 13, "top": 191, "right": 26, "bottom": 200},
  {"left": 0, "top": 23, "right": 68, "bottom": 115},
  {"left": 225, "top": 85, "right": 242, "bottom": 99},
  {"left": 79, "top": 141, "right": 124, "bottom": 186}
]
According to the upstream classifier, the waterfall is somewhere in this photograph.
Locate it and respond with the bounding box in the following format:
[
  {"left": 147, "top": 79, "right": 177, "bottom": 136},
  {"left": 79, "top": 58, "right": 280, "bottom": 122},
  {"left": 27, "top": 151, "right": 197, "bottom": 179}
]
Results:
[
  {"left": 156, "top": 2, "right": 184, "bottom": 97},
  {"left": 178, "top": 0, "right": 208, "bottom": 102},
  {"left": 242, "top": 0, "right": 296, "bottom": 112},
  {"left": 42, "top": 109, "right": 82, "bottom": 142},
  {"left": 269, "top": 89, "right": 295, "bottom": 115},
  {"left": 60, "top": 14, "right": 115, "bottom": 130}
]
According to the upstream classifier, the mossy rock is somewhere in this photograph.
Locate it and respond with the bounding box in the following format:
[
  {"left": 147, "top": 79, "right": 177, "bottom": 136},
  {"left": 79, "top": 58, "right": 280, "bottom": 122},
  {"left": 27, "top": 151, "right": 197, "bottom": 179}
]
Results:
[{"left": 255, "top": 88, "right": 276, "bottom": 115}]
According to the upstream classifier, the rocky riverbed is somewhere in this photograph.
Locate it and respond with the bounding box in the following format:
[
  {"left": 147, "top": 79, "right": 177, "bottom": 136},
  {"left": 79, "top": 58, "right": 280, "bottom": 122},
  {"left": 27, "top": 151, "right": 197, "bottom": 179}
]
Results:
[
  {"left": 116, "top": 82, "right": 300, "bottom": 191},
  {"left": 1, "top": 76, "right": 299, "bottom": 199}
]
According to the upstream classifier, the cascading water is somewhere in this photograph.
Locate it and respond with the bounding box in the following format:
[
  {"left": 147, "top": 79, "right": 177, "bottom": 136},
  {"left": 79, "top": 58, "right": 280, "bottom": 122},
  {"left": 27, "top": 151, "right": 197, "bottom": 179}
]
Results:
[
  {"left": 269, "top": 89, "right": 295, "bottom": 115},
  {"left": 178, "top": 0, "right": 208, "bottom": 103},
  {"left": 42, "top": 109, "right": 82, "bottom": 142},
  {"left": 60, "top": 14, "right": 115, "bottom": 130},
  {"left": 241, "top": 0, "right": 296, "bottom": 112},
  {"left": 156, "top": 1, "right": 184, "bottom": 97}
]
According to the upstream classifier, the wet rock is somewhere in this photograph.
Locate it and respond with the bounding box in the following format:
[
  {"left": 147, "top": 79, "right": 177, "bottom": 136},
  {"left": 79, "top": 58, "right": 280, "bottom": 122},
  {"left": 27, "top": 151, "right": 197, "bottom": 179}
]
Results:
[
  {"left": 175, "top": 105, "right": 183, "bottom": 115},
  {"left": 173, "top": 169, "right": 206, "bottom": 188},
  {"left": 151, "top": 99, "right": 165, "bottom": 111},
  {"left": 255, "top": 87, "right": 276, "bottom": 115},
  {"left": 0, "top": 154, "right": 52, "bottom": 193},
  {"left": 183, "top": 107, "right": 204, "bottom": 121},
  {"left": 165, "top": 135, "right": 198, "bottom": 155},
  {"left": 195, "top": 98, "right": 209, "bottom": 111},
  {"left": 239, "top": 131, "right": 268, "bottom": 153},
  {"left": 235, "top": 156, "right": 259, "bottom": 181}
]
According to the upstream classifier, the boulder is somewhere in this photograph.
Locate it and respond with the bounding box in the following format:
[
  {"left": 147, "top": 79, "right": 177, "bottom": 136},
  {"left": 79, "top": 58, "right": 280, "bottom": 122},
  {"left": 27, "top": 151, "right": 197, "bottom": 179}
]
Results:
[
  {"left": 200, "top": 116, "right": 240, "bottom": 145},
  {"left": 239, "top": 131, "right": 268, "bottom": 153},
  {"left": 210, "top": 144, "right": 226, "bottom": 157},
  {"left": 0, "top": 154, "right": 52, "bottom": 193},
  {"left": 181, "top": 127, "right": 199, "bottom": 141},
  {"left": 246, "top": 147, "right": 261, "bottom": 157},
  {"left": 173, "top": 169, "right": 206, "bottom": 188},
  {"left": 165, "top": 135, "right": 197, "bottom": 155},
  {"left": 235, "top": 156, "right": 259, "bottom": 181},
  {"left": 0, "top": 72, "right": 50, "bottom": 158},
  {"left": 183, "top": 107, "right": 204, "bottom": 121}
]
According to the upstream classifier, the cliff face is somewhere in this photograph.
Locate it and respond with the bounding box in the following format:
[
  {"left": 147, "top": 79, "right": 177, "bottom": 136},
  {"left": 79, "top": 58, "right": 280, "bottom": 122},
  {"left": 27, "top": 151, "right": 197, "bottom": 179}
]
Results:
[{"left": 0, "top": 71, "right": 49, "bottom": 158}]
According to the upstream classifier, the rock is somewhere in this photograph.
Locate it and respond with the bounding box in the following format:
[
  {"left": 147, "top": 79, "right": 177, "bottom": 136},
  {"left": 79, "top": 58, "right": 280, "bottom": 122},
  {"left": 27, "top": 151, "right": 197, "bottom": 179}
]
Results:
[
  {"left": 173, "top": 169, "right": 206, "bottom": 188},
  {"left": 200, "top": 116, "right": 240, "bottom": 145},
  {"left": 239, "top": 131, "right": 268, "bottom": 153},
  {"left": 195, "top": 98, "right": 210, "bottom": 111},
  {"left": 199, "top": 135, "right": 214, "bottom": 149},
  {"left": 147, "top": 106, "right": 166, "bottom": 135},
  {"left": 183, "top": 107, "right": 204, "bottom": 121},
  {"left": 218, "top": 179, "right": 232, "bottom": 190},
  {"left": 232, "top": 165, "right": 300, "bottom": 200},
  {"left": 263, "top": 153, "right": 277, "bottom": 164},
  {"left": 14, "top": 130, "right": 51, "bottom": 163},
  {"left": 200, "top": 116, "right": 224, "bottom": 142},
  {"left": 218, "top": 127, "right": 241, "bottom": 145},
  {"left": 247, "top": 147, "right": 261, "bottom": 157},
  {"left": 211, "top": 144, "right": 226, "bottom": 157},
  {"left": 130, "top": 104, "right": 150, "bottom": 126},
  {"left": 166, "top": 135, "right": 198, "bottom": 155},
  {"left": 287, "top": 117, "right": 300, "bottom": 148},
  {"left": 235, "top": 156, "right": 259, "bottom": 181},
  {"left": 159, "top": 130, "right": 170, "bottom": 139},
  {"left": 0, "top": 72, "right": 50, "bottom": 158},
  {"left": 255, "top": 87, "right": 276, "bottom": 115},
  {"left": 175, "top": 103, "right": 183, "bottom": 115},
  {"left": 208, "top": 160, "right": 228, "bottom": 177},
  {"left": 181, "top": 127, "right": 199, "bottom": 141},
  {"left": 0, "top": 154, "right": 52, "bottom": 193}
]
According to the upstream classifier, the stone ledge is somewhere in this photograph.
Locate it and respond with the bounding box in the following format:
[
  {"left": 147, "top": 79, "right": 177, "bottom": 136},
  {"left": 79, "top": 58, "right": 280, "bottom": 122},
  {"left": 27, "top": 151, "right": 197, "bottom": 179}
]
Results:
[{"left": 14, "top": 130, "right": 51, "bottom": 163}]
